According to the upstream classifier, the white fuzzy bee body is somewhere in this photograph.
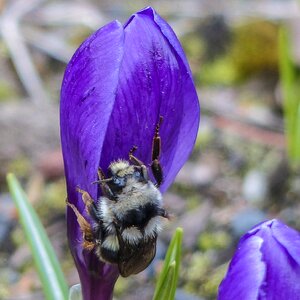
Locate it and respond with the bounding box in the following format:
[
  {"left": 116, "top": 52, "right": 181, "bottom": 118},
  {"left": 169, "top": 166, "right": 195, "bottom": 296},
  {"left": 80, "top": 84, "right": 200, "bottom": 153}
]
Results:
[
  {"left": 91, "top": 160, "right": 167, "bottom": 276},
  {"left": 69, "top": 117, "right": 168, "bottom": 277}
]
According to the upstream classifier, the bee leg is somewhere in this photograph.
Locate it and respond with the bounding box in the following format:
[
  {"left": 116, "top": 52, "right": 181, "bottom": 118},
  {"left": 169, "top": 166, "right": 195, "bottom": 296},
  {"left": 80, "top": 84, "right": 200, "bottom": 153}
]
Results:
[
  {"left": 129, "top": 146, "right": 142, "bottom": 165},
  {"left": 151, "top": 116, "right": 163, "bottom": 187},
  {"left": 66, "top": 199, "right": 95, "bottom": 251},
  {"left": 97, "top": 167, "right": 117, "bottom": 201},
  {"left": 157, "top": 207, "right": 171, "bottom": 220},
  {"left": 76, "top": 187, "right": 99, "bottom": 219},
  {"left": 76, "top": 187, "right": 94, "bottom": 212},
  {"left": 129, "top": 146, "right": 149, "bottom": 181},
  {"left": 97, "top": 167, "right": 106, "bottom": 181}
]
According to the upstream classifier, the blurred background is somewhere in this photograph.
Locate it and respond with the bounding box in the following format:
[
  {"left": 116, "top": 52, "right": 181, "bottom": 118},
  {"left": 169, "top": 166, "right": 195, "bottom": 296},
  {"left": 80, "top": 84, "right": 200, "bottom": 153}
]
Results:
[{"left": 0, "top": 0, "right": 300, "bottom": 299}]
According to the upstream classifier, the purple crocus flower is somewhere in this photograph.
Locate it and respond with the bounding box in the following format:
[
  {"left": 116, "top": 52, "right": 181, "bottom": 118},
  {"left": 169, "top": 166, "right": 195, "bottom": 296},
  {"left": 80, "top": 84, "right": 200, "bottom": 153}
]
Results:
[
  {"left": 60, "top": 6, "right": 200, "bottom": 300},
  {"left": 218, "top": 219, "right": 300, "bottom": 300}
]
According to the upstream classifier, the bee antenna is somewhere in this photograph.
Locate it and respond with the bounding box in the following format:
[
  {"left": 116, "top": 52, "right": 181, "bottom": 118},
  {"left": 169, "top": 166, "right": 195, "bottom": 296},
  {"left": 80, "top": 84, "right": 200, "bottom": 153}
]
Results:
[{"left": 92, "top": 178, "right": 112, "bottom": 185}]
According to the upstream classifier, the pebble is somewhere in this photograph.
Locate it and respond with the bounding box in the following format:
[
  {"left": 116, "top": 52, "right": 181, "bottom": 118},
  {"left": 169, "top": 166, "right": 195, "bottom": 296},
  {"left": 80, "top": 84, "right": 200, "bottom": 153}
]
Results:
[
  {"left": 230, "top": 208, "right": 267, "bottom": 238},
  {"left": 0, "top": 194, "right": 16, "bottom": 246},
  {"left": 69, "top": 284, "right": 82, "bottom": 300},
  {"left": 242, "top": 170, "right": 268, "bottom": 205},
  {"left": 176, "top": 288, "right": 204, "bottom": 300}
]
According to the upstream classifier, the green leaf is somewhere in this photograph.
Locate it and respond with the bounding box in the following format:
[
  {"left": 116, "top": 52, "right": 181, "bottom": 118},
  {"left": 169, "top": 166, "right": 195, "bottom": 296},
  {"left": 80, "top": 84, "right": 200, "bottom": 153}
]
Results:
[
  {"left": 295, "top": 104, "right": 300, "bottom": 158},
  {"left": 154, "top": 262, "right": 176, "bottom": 300},
  {"left": 7, "top": 173, "right": 68, "bottom": 300},
  {"left": 153, "top": 227, "right": 183, "bottom": 300},
  {"left": 279, "top": 26, "right": 300, "bottom": 166}
]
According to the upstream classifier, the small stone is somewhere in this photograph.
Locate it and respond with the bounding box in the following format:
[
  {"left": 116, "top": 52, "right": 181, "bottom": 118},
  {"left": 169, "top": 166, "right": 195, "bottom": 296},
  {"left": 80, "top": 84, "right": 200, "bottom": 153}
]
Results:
[
  {"left": 0, "top": 194, "right": 16, "bottom": 246},
  {"left": 176, "top": 288, "right": 204, "bottom": 300},
  {"left": 69, "top": 284, "right": 82, "bottom": 300},
  {"left": 230, "top": 208, "right": 266, "bottom": 238},
  {"left": 242, "top": 170, "right": 268, "bottom": 205}
]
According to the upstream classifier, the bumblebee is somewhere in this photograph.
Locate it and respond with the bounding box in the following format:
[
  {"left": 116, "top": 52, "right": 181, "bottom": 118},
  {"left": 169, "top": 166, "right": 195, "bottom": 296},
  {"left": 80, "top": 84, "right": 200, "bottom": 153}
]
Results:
[{"left": 67, "top": 117, "right": 169, "bottom": 277}]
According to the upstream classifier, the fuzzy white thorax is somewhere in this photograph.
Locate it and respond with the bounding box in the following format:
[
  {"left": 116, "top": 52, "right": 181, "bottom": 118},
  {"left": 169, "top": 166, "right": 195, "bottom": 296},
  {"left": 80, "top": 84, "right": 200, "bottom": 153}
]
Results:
[{"left": 113, "top": 181, "right": 163, "bottom": 218}]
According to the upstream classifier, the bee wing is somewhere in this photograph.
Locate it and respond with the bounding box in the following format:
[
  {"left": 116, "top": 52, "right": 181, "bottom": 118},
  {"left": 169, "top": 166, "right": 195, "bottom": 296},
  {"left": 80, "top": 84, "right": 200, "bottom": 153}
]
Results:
[{"left": 117, "top": 236, "right": 157, "bottom": 277}]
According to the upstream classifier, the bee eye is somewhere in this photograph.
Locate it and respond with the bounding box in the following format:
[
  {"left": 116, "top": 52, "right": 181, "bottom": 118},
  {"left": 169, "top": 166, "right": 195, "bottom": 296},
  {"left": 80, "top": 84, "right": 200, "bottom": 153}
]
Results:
[
  {"left": 113, "top": 176, "right": 126, "bottom": 187},
  {"left": 109, "top": 176, "right": 126, "bottom": 193},
  {"left": 133, "top": 171, "right": 141, "bottom": 180},
  {"left": 133, "top": 170, "right": 143, "bottom": 181}
]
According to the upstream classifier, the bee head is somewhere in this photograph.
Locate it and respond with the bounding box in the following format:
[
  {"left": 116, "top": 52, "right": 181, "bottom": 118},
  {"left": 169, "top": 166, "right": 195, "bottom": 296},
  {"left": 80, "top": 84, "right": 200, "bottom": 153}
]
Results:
[
  {"left": 95, "top": 160, "right": 145, "bottom": 196},
  {"left": 105, "top": 160, "right": 135, "bottom": 194}
]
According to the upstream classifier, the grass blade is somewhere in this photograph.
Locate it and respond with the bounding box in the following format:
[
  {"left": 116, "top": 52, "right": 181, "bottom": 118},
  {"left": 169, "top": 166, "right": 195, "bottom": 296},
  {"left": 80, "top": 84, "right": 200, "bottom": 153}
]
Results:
[
  {"left": 7, "top": 173, "right": 68, "bottom": 300},
  {"left": 279, "top": 26, "right": 300, "bottom": 165},
  {"left": 153, "top": 227, "right": 183, "bottom": 300},
  {"left": 154, "top": 262, "right": 176, "bottom": 300}
]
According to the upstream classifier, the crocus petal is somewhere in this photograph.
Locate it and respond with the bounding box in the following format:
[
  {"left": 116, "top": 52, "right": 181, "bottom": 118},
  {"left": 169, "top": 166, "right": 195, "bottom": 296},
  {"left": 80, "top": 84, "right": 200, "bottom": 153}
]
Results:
[
  {"left": 218, "top": 219, "right": 300, "bottom": 300},
  {"left": 138, "top": 7, "right": 193, "bottom": 75},
  {"left": 100, "top": 7, "right": 199, "bottom": 192},
  {"left": 61, "top": 20, "right": 123, "bottom": 300},
  {"left": 61, "top": 6, "right": 199, "bottom": 300},
  {"left": 270, "top": 220, "right": 300, "bottom": 266},
  {"left": 61, "top": 20, "right": 124, "bottom": 207},
  {"left": 218, "top": 236, "right": 265, "bottom": 300},
  {"left": 256, "top": 220, "right": 300, "bottom": 299}
]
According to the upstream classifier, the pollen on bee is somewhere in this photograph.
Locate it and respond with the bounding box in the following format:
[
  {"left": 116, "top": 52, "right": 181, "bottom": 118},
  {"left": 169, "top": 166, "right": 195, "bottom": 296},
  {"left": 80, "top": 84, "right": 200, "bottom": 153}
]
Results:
[
  {"left": 102, "top": 235, "right": 120, "bottom": 251},
  {"left": 109, "top": 159, "right": 130, "bottom": 174},
  {"left": 122, "top": 227, "right": 143, "bottom": 244}
]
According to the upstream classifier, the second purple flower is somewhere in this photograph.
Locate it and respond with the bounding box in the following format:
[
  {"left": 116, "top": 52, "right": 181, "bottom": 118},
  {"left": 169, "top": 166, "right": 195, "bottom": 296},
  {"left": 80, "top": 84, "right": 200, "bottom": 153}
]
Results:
[{"left": 218, "top": 219, "right": 300, "bottom": 300}]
